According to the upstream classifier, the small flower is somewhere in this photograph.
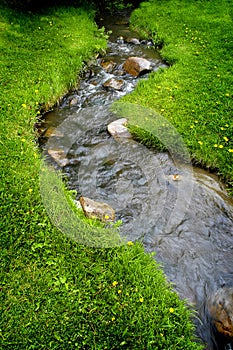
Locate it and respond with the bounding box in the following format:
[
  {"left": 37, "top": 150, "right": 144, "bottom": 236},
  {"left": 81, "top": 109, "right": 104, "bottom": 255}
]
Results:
[
  {"left": 139, "top": 297, "right": 144, "bottom": 303},
  {"left": 160, "top": 333, "right": 164, "bottom": 337},
  {"left": 111, "top": 317, "right": 115, "bottom": 322},
  {"left": 190, "top": 125, "right": 194, "bottom": 129},
  {"left": 198, "top": 141, "right": 203, "bottom": 145},
  {"left": 214, "top": 144, "right": 218, "bottom": 148},
  {"left": 169, "top": 307, "right": 174, "bottom": 313},
  {"left": 127, "top": 241, "right": 134, "bottom": 246},
  {"left": 104, "top": 214, "right": 110, "bottom": 220},
  {"left": 220, "top": 127, "right": 225, "bottom": 130},
  {"left": 21, "top": 138, "right": 26, "bottom": 142},
  {"left": 160, "top": 109, "right": 165, "bottom": 112},
  {"left": 35, "top": 89, "right": 39, "bottom": 93},
  {"left": 225, "top": 124, "right": 229, "bottom": 127},
  {"left": 118, "top": 289, "right": 122, "bottom": 294},
  {"left": 22, "top": 103, "right": 27, "bottom": 108},
  {"left": 218, "top": 145, "right": 224, "bottom": 148},
  {"left": 28, "top": 188, "right": 33, "bottom": 193},
  {"left": 225, "top": 93, "right": 230, "bottom": 97},
  {"left": 223, "top": 136, "right": 229, "bottom": 142},
  {"left": 228, "top": 149, "right": 233, "bottom": 153},
  {"left": 112, "top": 281, "right": 118, "bottom": 287}
]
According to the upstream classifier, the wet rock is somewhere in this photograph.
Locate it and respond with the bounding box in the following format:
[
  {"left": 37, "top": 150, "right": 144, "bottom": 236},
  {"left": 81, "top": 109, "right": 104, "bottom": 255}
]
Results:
[
  {"left": 125, "top": 37, "right": 140, "bottom": 45},
  {"left": 116, "top": 36, "right": 124, "bottom": 44},
  {"left": 107, "top": 118, "right": 131, "bottom": 139},
  {"left": 103, "top": 78, "right": 124, "bottom": 91},
  {"left": 100, "top": 59, "right": 117, "bottom": 73},
  {"left": 69, "top": 96, "right": 79, "bottom": 106},
  {"left": 79, "top": 196, "right": 115, "bottom": 222},
  {"left": 47, "top": 149, "right": 69, "bottom": 167},
  {"left": 208, "top": 287, "right": 233, "bottom": 339},
  {"left": 43, "top": 127, "right": 64, "bottom": 138},
  {"left": 123, "top": 56, "right": 152, "bottom": 77}
]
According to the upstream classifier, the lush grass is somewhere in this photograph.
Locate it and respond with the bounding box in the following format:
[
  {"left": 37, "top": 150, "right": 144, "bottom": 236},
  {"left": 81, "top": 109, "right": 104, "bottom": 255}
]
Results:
[
  {"left": 0, "top": 3, "right": 203, "bottom": 350},
  {"left": 126, "top": 0, "right": 233, "bottom": 189}
]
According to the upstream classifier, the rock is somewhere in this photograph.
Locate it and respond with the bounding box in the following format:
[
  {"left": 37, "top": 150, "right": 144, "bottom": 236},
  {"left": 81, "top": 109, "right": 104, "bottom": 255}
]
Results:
[
  {"left": 208, "top": 287, "right": 233, "bottom": 340},
  {"left": 107, "top": 118, "right": 131, "bottom": 139},
  {"left": 125, "top": 37, "right": 140, "bottom": 45},
  {"left": 123, "top": 56, "right": 152, "bottom": 77},
  {"left": 100, "top": 59, "right": 117, "bottom": 73},
  {"left": 69, "top": 96, "right": 79, "bottom": 106},
  {"left": 47, "top": 149, "right": 69, "bottom": 167},
  {"left": 103, "top": 78, "right": 124, "bottom": 91},
  {"left": 43, "top": 127, "right": 64, "bottom": 138},
  {"left": 79, "top": 196, "right": 115, "bottom": 222}
]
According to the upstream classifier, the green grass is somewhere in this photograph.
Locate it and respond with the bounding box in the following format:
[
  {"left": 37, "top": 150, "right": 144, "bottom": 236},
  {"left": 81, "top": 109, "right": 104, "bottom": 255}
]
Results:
[
  {"left": 126, "top": 0, "right": 233, "bottom": 189},
  {"left": 0, "top": 3, "right": 203, "bottom": 350}
]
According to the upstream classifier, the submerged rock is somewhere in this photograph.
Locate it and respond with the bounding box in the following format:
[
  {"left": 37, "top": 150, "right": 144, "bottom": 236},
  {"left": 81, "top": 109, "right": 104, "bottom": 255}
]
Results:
[
  {"left": 103, "top": 78, "right": 124, "bottom": 91},
  {"left": 123, "top": 56, "right": 152, "bottom": 77},
  {"left": 79, "top": 196, "right": 115, "bottom": 222},
  {"left": 107, "top": 118, "right": 131, "bottom": 139},
  {"left": 125, "top": 37, "right": 140, "bottom": 45},
  {"left": 208, "top": 287, "right": 233, "bottom": 340}
]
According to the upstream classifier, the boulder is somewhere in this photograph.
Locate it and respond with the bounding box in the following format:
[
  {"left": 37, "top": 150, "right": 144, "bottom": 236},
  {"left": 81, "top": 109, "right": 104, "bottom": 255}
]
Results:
[
  {"left": 79, "top": 196, "right": 115, "bottom": 222},
  {"left": 208, "top": 287, "right": 233, "bottom": 339},
  {"left": 107, "top": 118, "right": 131, "bottom": 139},
  {"left": 123, "top": 56, "right": 152, "bottom": 77},
  {"left": 103, "top": 78, "right": 124, "bottom": 91}
]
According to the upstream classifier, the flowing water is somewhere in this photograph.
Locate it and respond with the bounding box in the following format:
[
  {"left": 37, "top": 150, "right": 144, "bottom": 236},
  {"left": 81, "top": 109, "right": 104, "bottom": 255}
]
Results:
[{"left": 38, "top": 12, "right": 233, "bottom": 350}]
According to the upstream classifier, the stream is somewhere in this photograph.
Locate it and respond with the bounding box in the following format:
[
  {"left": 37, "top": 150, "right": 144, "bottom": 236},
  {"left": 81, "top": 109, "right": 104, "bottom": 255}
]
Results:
[{"left": 38, "top": 11, "right": 233, "bottom": 350}]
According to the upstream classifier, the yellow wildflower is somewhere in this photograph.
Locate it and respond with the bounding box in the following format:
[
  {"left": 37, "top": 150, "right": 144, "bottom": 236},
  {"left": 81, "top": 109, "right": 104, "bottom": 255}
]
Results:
[
  {"left": 214, "top": 144, "right": 218, "bottom": 148},
  {"left": 228, "top": 149, "right": 233, "bottom": 153},
  {"left": 223, "top": 137, "right": 229, "bottom": 142},
  {"left": 218, "top": 145, "right": 223, "bottom": 148},
  {"left": 118, "top": 290, "right": 122, "bottom": 294},
  {"left": 169, "top": 307, "right": 174, "bottom": 313},
  {"left": 112, "top": 281, "right": 118, "bottom": 287},
  {"left": 111, "top": 317, "right": 115, "bottom": 322},
  {"left": 127, "top": 241, "right": 134, "bottom": 246},
  {"left": 22, "top": 103, "right": 27, "bottom": 108},
  {"left": 139, "top": 297, "right": 144, "bottom": 303},
  {"left": 198, "top": 141, "right": 203, "bottom": 145},
  {"left": 28, "top": 188, "right": 33, "bottom": 193}
]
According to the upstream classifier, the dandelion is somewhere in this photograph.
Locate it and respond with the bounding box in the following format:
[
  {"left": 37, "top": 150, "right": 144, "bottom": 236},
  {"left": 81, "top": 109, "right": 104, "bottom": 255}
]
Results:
[
  {"left": 223, "top": 137, "right": 229, "bottom": 142},
  {"left": 127, "top": 241, "right": 134, "bottom": 246},
  {"left": 139, "top": 297, "right": 144, "bottom": 303},
  {"left": 112, "top": 281, "right": 118, "bottom": 287},
  {"left": 169, "top": 307, "right": 174, "bottom": 313},
  {"left": 218, "top": 145, "right": 223, "bottom": 148},
  {"left": 228, "top": 149, "right": 233, "bottom": 153}
]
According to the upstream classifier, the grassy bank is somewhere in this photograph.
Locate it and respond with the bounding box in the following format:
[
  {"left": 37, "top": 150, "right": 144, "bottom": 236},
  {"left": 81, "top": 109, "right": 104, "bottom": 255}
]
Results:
[
  {"left": 0, "top": 3, "right": 202, "bottom": 350},
  {"left": 127, "top": 0, "right": 233, "bottom": 189}
]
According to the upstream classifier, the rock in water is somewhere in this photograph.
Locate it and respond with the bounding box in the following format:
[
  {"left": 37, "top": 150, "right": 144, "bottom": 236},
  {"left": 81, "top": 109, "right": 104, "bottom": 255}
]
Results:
[
  {"left": 107, "top": 118, "right": 131, "bottom": 139},
  {"left": 103, "top": 78, "right": 124, "bottom": 91},
  {"left": 123, "top": 56, "right": 152, "bottom": 77},
  {"left": 79, "top": 196, "right": 115, "bottom": 222},
  {"left": 208, "top": 287, "right": 233, "bottom": 340}
]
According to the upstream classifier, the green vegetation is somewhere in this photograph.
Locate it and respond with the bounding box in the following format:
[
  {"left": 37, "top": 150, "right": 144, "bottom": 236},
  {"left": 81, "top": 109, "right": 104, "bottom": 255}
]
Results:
[
  {"left": 0, "top": 3, "right": 202, "bottom": 350},
  {"left": 127, "top": 0, "right": 233, "bottom": 189}
]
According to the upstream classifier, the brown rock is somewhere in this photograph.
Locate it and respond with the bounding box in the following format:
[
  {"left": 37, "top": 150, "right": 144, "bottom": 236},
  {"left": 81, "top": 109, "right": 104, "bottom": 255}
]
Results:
[
  {"left": 103, "top": 78, "right": 124, "bottom": 91},
  {"left": 100, "top": 60, "right": 117, "bottom": 73},
  {"left": 107, "top": 118, "right": 131, "bottom": 139},
  {"left": 47, "top": 149, "right": 69, "bottom": 167},
  {"left": 123, "top": 56, "right": 152, "bottom": 77},
  {"left": 79, "top": 196, "right": 115, "bottom": 222},
  {"left": 208, "top": 287, "right": 233, "bottom": 339}
]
